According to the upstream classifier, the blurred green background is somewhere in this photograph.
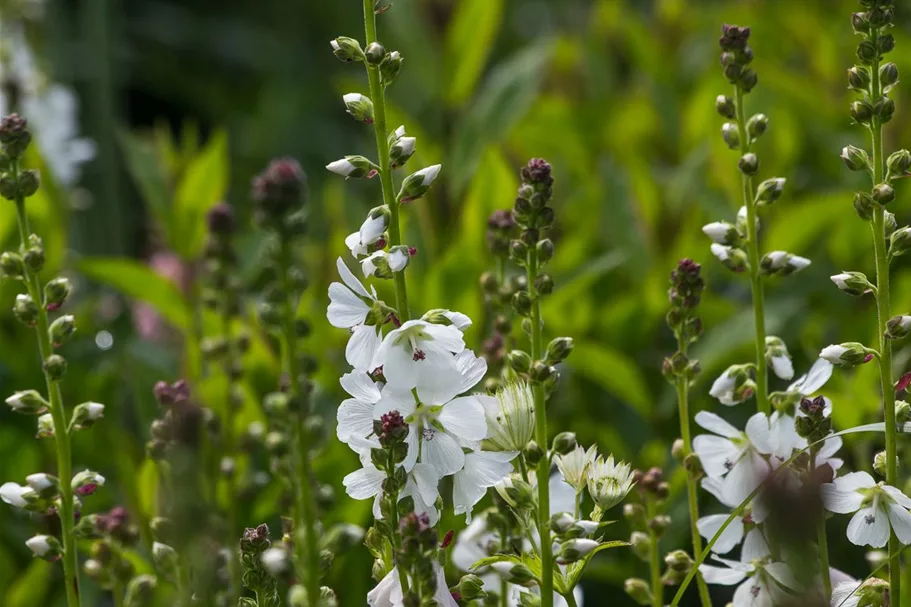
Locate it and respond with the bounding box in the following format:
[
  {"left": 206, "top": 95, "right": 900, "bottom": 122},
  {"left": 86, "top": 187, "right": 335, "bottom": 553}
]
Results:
[{"left": 1, "top": 0, "right": 910, "bottom": 604}]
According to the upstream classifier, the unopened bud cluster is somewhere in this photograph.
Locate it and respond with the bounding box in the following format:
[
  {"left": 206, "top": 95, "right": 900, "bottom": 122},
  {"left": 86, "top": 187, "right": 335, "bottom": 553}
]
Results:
[
  {"left": 663, "top": 259, "right": 704, "bottom": 383},
  {"left": 147, "top": 379, "right": 218, "bottom": 460},
  {"left": 479, "top": 209, "right": 520, "bottom": 388},
  {"left": 81, "top": 506, "right": 144, "bottom": 592}
]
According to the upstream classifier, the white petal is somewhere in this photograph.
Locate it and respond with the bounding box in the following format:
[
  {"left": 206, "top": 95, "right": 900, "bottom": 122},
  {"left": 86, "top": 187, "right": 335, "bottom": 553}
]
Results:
[
  {"left": 765, "top": 562, "right": 800, "bottom": 591},
  {"left": 821, "top": 483, "right": 863, "bottom": 514},
  {"left": 733, "top": 577, "right": 771, "bottom": 607},
  {"left": 453, "top": 350, "right": 488, "bottom": 394},
  {"left": 550, "top": 475, "right": 578, "bottom": 516},
  {"left": 722, "top": 449, "right": 767, "bottom": 505},
  {"left": 693, "top": 435, "right": 739, "bottom": 478},
  {"left": 343, "top": 466, "right": 385, "bottom": 500},
  {"left": 373, "top": 389, "right": 416, "bottom": 419},
  {"left": 831, "top": 581, "right": 862, "bottom": 607},
  {"left": 346, "top": 325, "right": 382, "bottom": 371},
  {"left": 336, "top": 257, "right": 371, "bottom": 298},
  {"left": 0, "top": 482, "right": 28, "bottom": 508},
  {"left": 790, "top": 358, "right": 833, "bottom": 395},
  {"left": 453, "top": 451, "right": 516, "bottom": 519},
  {"left": 422, "top": 323, "right": 465, "bottom": 354},
  {"left": 741, "top": 527, "right": 770, "bottom": 562},
  {"left": 694, "top": 411, "right": 741, "bottom": 438},
  {"left": 883, "top": 484, "right": 911, "bottom": 509},
  {"left": 340, "top": 370, "right": 382, "bottom": 403},
  {"left": 336, "top": 398, "right": 376, "bottom": 443},
  {"left": 887, "top": 503, "right": 911, "bottom": 544},
  {"left": 439, "top": 396, "right": 488, "bottom": 442},
  {"left": 847, "top": 505, "right": 889, "bottom": 547},
  {"left": 697, "top": 514, "right": 743, "bottom": 554},
  {"left": 408, "top": 463, "right": 441, "bottom": 506},
  {"left": 770, "top": 355, "right": 794, "bottom": 380},
  {"left": 698, "top": 564, "right": 746, "bottom": 586},
  {"left": 421, "top": 430, "right": 465, "bottom": 476},
  {"left": 327, "top": 283, "right": 370, "bottom": 328},
  {"left": 833, "top": 471, "right": 876, "bottom": 493},
  {"left": 443, "top": 311, "right": 472, "bottom": 331},
  {"left": 745, "top": 413, "right": 774, "bottom": 454},
  {"left": 700, "top": 476, "right": 734, "bottom": 506}
]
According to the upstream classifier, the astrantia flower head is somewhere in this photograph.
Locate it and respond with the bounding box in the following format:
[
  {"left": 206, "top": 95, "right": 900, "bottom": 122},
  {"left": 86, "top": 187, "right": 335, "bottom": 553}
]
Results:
[
  {"left": 555, "top": 444, "right": 598, "bottom": 494},
  {"left": 483, "top": 380, "right": 536, "bottom": 452},
  {"left": 587, "top": 455, "right": 635, "bottom": 516},
  {"left": 821, "top": 471, "right": 911, "bottom": 548}
]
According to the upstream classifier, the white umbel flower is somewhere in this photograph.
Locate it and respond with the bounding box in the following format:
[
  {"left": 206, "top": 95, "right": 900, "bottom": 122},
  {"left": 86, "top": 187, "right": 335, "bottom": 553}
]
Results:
[{"left": 821, "top": 471, "right": 911, "bottom": 547}]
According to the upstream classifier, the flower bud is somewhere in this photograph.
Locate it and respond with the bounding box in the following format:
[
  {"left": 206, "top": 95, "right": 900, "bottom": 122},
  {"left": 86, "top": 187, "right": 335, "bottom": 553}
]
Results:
[
  {"left": 44, "top": 277, "right": 72, "bottom": 311},
  {"left": 364, "top": 41, "right": 386, "bottom": 65},
  {"left": 721, "top": 122, "right": 739, "bottom": 149},
  {"left": 342, "top": 93, "right": 374, "bottom": 124},
  {"left": 17, "top": 169, "right": 39, "bottom": 197},
  {"left": 325, "top": 155, "right": 378, "bottom": 179},
  {"left": 853, "top": 191, "right": 875, "bottom": 221},
  {"left": 37, "top": 413, "right": 55, "bottom": 438},
  {"left": 702, "top": 221, "right": 740, "bottom": 246},
  {"left": 380, "top": 51, "right": 403, "bottom": 85},
  {"left": 624, "top": 578, "right": 652, "bottom": 606},
  {"left": 831, "top": 271, "right": 874, "bottom": 297},
  {"left": 856, "top": 39, "right": 878, "bottom": 64},
  {"left": 715, "top": 95, "right": 735, "bottom": 119},
  {"left": 650, "top": 514, "right": 671, "bottom": 535},
  {"left": 555, "top": 538, "right": 599, "bottom": 565},
  {"left": 545, "top": 337, "right": 573, "bottom": 364},
  {"left": 524, "top": 441, "right": 543, "bottom": 467},
  {"left": 25, "top": 473, "right": 59, "bottom": 498},
  {"left": 755, "top": 177, "right": 785, "bottom": 205},
  {"left": 506, "top": 349, "right": 532, "bottom": 373},
  {"left": 885, "top": 315, "right": 911, "bottom": 340},
  {"left": 855, "top": 577, "right": 890, "bottom": 607},
  {"left": 518, "top": 592, "right": 541, "bottom": 607},
  {"left": 512, "top": 291, "right": 532, "bottom": 317},
  {"left": 891, "top": 227, "right": 911, "bottom": 257},
  {"left": 874, "top": 97, "right": 895, "bottom": 124},
  {"left": 665, "top": 549, "right": 693, "bottom": 573},
  {"left": 759, "top": 250, "right": 811, "bottom": 277},
  {"left": 397, "top": 165, "right": 441, "bottom": 202},
  {"left": 873, "top": 183, "right": 895, "bottom": 205},
  {"left": 710, "top": 244, "right": 748, "bottom": 273},
  {"left": 49, "top": 314, "right": 76, "bottom": 347},
  {"left": 550, "top": 512, "right": 576, "bottom": 535},
  {"left": 389, "top": 136, "right": 416, "bottom": 169},
  {"left": 44, "top": 354, "right": 68, "bottom": 380},
  {"left": 819, "top": 342, "right": 874, "bottom": 367},
  {"left": 881, "top": 62, "right": 899, "bottom": 90},
  {"left": 72, "top": 470, "right": 105, "bottom": 496},
  {"left": 738, "top": 153, "right": 759, "bottom": 175},
  {"left": 850, "top": 100, "right": 874, "bottom": 125},
  {"left": 491, "top": 562, "right": 537, "bottom": 586},
  {"left": 26, "top": 535, "right": 62, "bottom": 561},
  {"left": 841, "top": 145, "right": 871, "bottom": 171},
  {"left": 630, "top": 531, "right": 652, "bottom": 561},
  {"left": 0, "top": 251, "right": 24, "bottom": 278},
  {"left": 360, "top": 247, "right": 411, "bottom": 279},
  {"left": 6, "top": 389, "right": 48, "bottom": 414},
  {"left": 888, "top": 149, "right": 911, "bottom": 178},
  {"left": 746, "top": 113, "right": 768, "bottom": 140},
  {"left": 878, "top": 34, "right": 895, "bottom": 56},
  {"left": 13, "top": 293, "right": 38, "bottom": 326},
  {"left": 330, "top": 37, "right": 365, "bottom": 62},
  {"left": 897, "top": 401, "right": 911, "bottom": 425},
  {"left": 152, "top": 542, "right": 178, "bottom": 575},
  {"left": 552, "top": 432, "right": 577, "bottom": 456},
  {"left": 0, "top": 114, "right": 32, "bottom": 158},
  {"left": 738, "top": 68, "right": 758, "bottom": 92},
  {"left": 848, "top": 65, "right": 871, "bottom": 90},
  {"left": 456, "top": 574, "right": 487, "bottom": 601}
]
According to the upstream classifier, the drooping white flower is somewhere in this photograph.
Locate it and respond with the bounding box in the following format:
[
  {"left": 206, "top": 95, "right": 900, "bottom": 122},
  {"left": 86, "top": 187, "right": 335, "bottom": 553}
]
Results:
[
  {"left": 0, "top": 482, "right": 32, "bottom": 508},
  {"left": 586, "top": 455, "right": 635, "bottom": 513},
  {"left": 327, "top": 158, "right": 359, "bottom": 177},
  {"left": 821, "top": 471, "right": 911, "bottom": 547},
  {"left": 709, "top": 365, "right": 755, "bottom": 406},
  {"left": 692, "top": 411, "right": 774, "bottom": 505},
  {"left": 453, "top": 450, "right": 517, "bottom": 522},
  {"left": 343, "top": 462, "right": 442, "bottom": 525},
  {"left": 482, "top": 381, "right": 536, "bottom": 452},
  {"left": 327, "top": 257, "right": 382, "bottom": 370},
  {"left": 345, "top": 209, "right": 389, "bottom": 257},
  {"left": 25, "top": 534, "right": 60, "bottom": 559},
  {"left": 361, "top": 248, "right": 410, "bottom": 278},
  {"left": 699, "top": 556, "right": 800, "bottom": 606},
  {"left": 788, "top": 358, "right": 833, "bottom": 397},
  {"left": 765, "top": 336, "right": 794, "bottom": 380},
  {"left": 374, "top": 356, "right": 488, "bottom": 476},
  {"left": 372, "top": 319, "right": 466, "bottom": 391},
  {"left": 554, "top": 445, "right": 598, "bottom": 494},
  {"left": 337, "top": 370, "right": 382, "bottom": 444}
]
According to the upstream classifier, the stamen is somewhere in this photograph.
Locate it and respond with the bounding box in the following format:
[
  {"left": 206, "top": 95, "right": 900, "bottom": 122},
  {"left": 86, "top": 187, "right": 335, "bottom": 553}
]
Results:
[{"left": 413, "top": 349, "right": 426, "bottom": 361}]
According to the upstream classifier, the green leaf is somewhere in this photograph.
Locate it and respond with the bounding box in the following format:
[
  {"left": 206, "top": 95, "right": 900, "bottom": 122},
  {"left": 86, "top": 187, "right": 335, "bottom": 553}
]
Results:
[
  {"left": 445, "top": 0, "right": 505, "bottom": 105},
  {"left": 77, "top": 257, "right": 192, "bottom": 330},
  {"left": 470, "top": 553, "right": 524, "bottom": 572},
  {"left": 569, "top": 341, "right": 653, "bottom": 418},
  {"left": 172, "top": 129, "right": 229, "bottom": 259},
  {"left": 135, "top": 458, "right": 160, "bottom": 520},
  {"left": 118, "top": 128, "right": 172, "bottom": 228},
  {"left": 562, "top": 540, "right": 629, "bottom": 590},
  {"left": 450, "top": 42, "right": 551, "bottom": 196},
  {"left": 5, "top": 558, "right": 52, "bottom": 607}
]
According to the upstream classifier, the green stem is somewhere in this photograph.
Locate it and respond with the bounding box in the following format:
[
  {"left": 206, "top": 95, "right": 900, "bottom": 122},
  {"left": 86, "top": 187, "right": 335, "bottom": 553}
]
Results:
[
  {"left": 112, "top": 581, "right": 124, "bottom": 607},
  {"left": 12, "top": 163, "right": 81, "bottom": 607},
  {"left": 646, "top": 498, "right": 662, "bottom": 607},
  {"left": 809, "top": 445, "right": 832, "bottom": 600},
  {"left": 673, "top": 370, "right": 712, "bottom": 607},
  {"left": 526, "top": 243, "right": 553, "bottom": 607},
  {"left": 220, "top": 311, "right": 242, "bottom": 604},
  {"left": 277, "top": 236, "right": 320, "bottom": 606},
  {"left": 562, "top": 591, "right": 578, "bottom": 607},
  {"left": 734, "top": 85, "right": 769, "bottom": 416},
  {"left": 363, "top": 0, "right": 409, "bottom": 321},
  {"left": 517, "top": 453, "right": 530, "bottom": 483},
  {"left": 177, "top": 561, "right": 192, "bottom": 607}
]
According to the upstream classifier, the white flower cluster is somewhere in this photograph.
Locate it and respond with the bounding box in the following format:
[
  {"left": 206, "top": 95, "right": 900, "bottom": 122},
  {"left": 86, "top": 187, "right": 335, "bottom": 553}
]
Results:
[{"left": 328, "top": 256, "right": 518, "bottom": 524}]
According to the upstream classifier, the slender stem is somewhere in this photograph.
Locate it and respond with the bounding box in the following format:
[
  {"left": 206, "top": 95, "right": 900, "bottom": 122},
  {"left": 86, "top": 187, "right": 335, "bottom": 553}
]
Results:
[
  {"left": 673, "top": 367, "right": 712, "bottom": 607},
  {"left": 809, "top": 446, "right": 831, "bottom": 600},
  {"left": 363, "top": 0, "right": 409, "bottom": 320},
  {"left": 526, "top": 243, "right": 553, "bottom": 607},
  {"left": 12, "top": 162, "right": 81, "bottom": 607},
  {"left": 112, "top": 581, "right": 124, "bottom": 607},
  {"left": 646, "top": 498, "right": 662, "bottom": 607},
  {"left": 562, "top": 591, "right": 578, "bottom": 607},
  {"left": 517, "top": 453, "right": 530, "bottom": 483},
  {"left": 734, "top": 85, "right": 769, "bottom": 415},
  {"left": 277, "top": 235, "right": 320, "bottom": 606},
  {"left": 220, "top": 311, "right": 242, "bottom": 604}
]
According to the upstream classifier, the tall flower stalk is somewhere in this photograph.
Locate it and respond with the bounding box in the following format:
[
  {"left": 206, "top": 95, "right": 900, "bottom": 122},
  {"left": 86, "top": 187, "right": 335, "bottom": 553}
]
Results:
[
  {"left": 662, "top": 259, "right": 711, "bottom": 607},
  {"left": 836, "top": 0, "right": 904, "bottom": 597},
  {"left": 0, "top": 113, "right": 104, "bottom": 607}
]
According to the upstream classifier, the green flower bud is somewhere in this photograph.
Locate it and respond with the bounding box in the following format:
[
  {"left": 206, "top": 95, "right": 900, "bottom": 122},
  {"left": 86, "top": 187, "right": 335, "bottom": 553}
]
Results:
[
  {"left": 896, "top": 401, "right": 911, "bottom": 424},
  {"left": 738, "top": 68, "right": 758, "bottom": 92},
  {"left": 624, "top": 578, "right": 652, "bottom": 606},
  {"left": 0, "top": 251, "right": 24, "bottom": 279},
  {"left": 342, "top": 93, "right": 374, "bottom": 124},
  {"left": 552, "top": 432, "right": 577, "bottom": 456},
  {"left": 854, "top": 191, "right": 876, "bottom": 221},
  {"left": 881, "top": 62, "right": 900, "bottom": 90},
  {"left": 288, "top": 585, "right": 307, "bottom": 607},
  {"left": 874, "top": 96, "right": 895, "bottom": 123},
  {"left": 891, "top": 227, "right": 911, "bottom": 257},
  {"left": 17, "top": 169, "right": 39, "bottom": 197},
  {"left": 886, "top": 315, "right": 911, "bottom": 340},
  {"left": 524, "top": 441, "right": 543, "bottom": 467},
  {"left": 44, "top": 277, "right": 73, "bottom": 311},
  {"left": 537, "top": 238, "right": 555, "bottom": 264},
  {"left": 456, "top": 574, "right": 487, "bottom": 601},
  {"left": 26, "top": 535, "right": 63, "bottom": 561},
  {"left": 873, "top": 183, "right": 895, "bottom": 205},
  {"left": 512, "top": 291, "right": 532, "bottom": 317},
  {"left": 380, "top": 51, "right": 403, "bottom": 86},
  {"left": 877, "top": 34, "right": 895, "bottom": 56},
  {"left": 671, "top": 438, "right": 686, "bottom": 462},
  {"left": 529, "top": 361, "right": 553, "bottom": 382},
  {"left": 534, "top": 273, "right": 554, "bottom": 296},
  {"left": 397, "top": 165, "right": 441, "bottom": 202},
  {"left": 43, "top": 354, "right": 68, "bottom": 380},
  {"left": 330, "top": 37, "right": 365, "bottom": 63},
  {"left": 755, "top": 177, "right": 785, "bottom": 205},
  {"left": 888, "top": 149, "right": 911, "bottom": 178},
  {"left": 545, "top": 337, "right": 573, "bottom": 364},
  {"left": 746, "top": 113, "right": 768, "bottom": 140},
  {"left": 364, "top": 41, "right": 386, "bottom": 65},
  {"left": 819, "top": 342, "right": 875, "bottom": 368},
  {"left": 715, "top": 95, "right": 735, "bottom": 118},
  {"left": 830, "top": 271, "right": 874, "bottom": 297},
  {"left": 623, "top": 503, "right": 647, "bottom": 529},
  {"left": 630, "top": 531, "right": 652, "bottom": 561},
  {"left": 841, "top": 145, "right": 871, "bottom": 171},
  {"left": 492, "top": 562, "right": 537, "bottom": 587},
  {"left": 554, "top": 538, "right": 599, "bottom": 565},
  {"left": 550, "top": 512, "right": 576, "bottom": 535},
  {"left": 507, "top": 349, "right": 532, "bottom": 373},
  {"left": 13, "top": 293, "right": 39, "bottom": 326},
  {"left": 49, "top": 315, "right": 76, "bottom": 347},
  {"left": 856, "top": 39, "right": 878, "bottom": 65},
  {"left": 850, "top": 99, "right": 874, "bottom": 124},
  {"left": 848, "top": 65, "right": 871, "bottom": 90},
  {"left": 665, "top": 549, "right": 693, "bottom": 573},
  {"left": 6, "top": 389, "right": 48, "bottom": 414},
  {"left": 721, "top": 122, "right": 740, "bottom": 149}
]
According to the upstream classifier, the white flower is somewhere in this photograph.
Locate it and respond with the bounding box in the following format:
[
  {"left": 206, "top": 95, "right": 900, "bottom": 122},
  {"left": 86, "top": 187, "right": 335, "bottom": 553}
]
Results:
[
  {"left": 414, "top": 164, "right": 441, "bottom": 186},
  {"left": 261, "top": 547, "right": 289, "bottom": 576},
  {"left": 710, "top": 243, "right": 732, "bottom": 262},
  {"left": 372, "top": 319, "right": 466, "bottom": 391},
  {"left": 709, "top": 366, "right": 754, "bottom": 406},
  {"left": 692, "top": 412, "right": 774, "bottom": 505},
  {"left": 696, "top": 477, "right": 769, "bottom": 557},
  {"left": 453, "top": 451, "right": 517, "bottom": 522},
  {"left": 586, "top": 455, "right": 635, "bottom": 512},
  {"left": 787, "top": 358, "right": 833, "bottom": 397},
  {"left": 345, "top": 213, "right": 388, "bottom": 257},
  {"left": 702, "top": 222, "right": 736, "bottom": 245},
  {"left": 361, "top": 248, "right": 409, "bottom": 277},
  {"left": 82, "top": 402, "right": 105, "bottom": 420},
  {"left": 819, "top": 345, "right": 848, "bottom": 365},
  {"left": 326, "top": 158, "right": 358, "bottom": 177},
  {"left": 554, "top": 445, "right": 597, "bottom": 493},
  {"left": 769, "top": 354, "right": 793, "bottom": 381},
  {"left": 327, "top": 257, "right": 382, "bottom": 370},
  {"left": 368, "top": 563, "right": 457, "bottom": 607},
  {"left": 831, "top": 580, "right": 862, "bottom": 607},
  {"left": 699, "top": 556, "right": 800, "bottom": 606},
  {"left": 482, "top": 381, "right": 536, "bottom": 452},
  {"left": 336, "top": 370, "right": 382, "bottom": 445},
  {"left": 25, "top": 535, "right": 57, "bottom": 558},
  {"left": 821, "top": 471, "right": 911, "bottom": 547},
  {"left": 0, "top": 482, "right": 32, "bottom": 508},
  {"left": 374, "top": 356, "right": 488, "bottom": 476},
  {"left": 343, "top": 462, "right": 442, "bottom": 525}
]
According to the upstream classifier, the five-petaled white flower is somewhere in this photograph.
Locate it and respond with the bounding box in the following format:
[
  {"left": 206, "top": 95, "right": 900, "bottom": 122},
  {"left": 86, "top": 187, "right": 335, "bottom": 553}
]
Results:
[
  {"left": 343, "top": 461, "right": 441, "bottom": 525},
  {"left": 699, "top": 556, "right": 800, "bottom": 607},
  {"left": 697, "top": 477, "right": 769, "bottom": 557},
  {"left": 327, "top": 257, "right": 383, "bottom": 370},
  {"left": 821, "top": 471, "right": 911, "bottom": 547},
  {"left": 692, "top": 412, "right": 774, "bottom": 505},
  {"left": 336, "top": 370, "right": 382, "bottom": 445},
  {"left": 453, "top": 450, "right": 517, "bottom": 522},
  {"left": 372, "top": 319, "right": 466, "bottom": 391}
]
